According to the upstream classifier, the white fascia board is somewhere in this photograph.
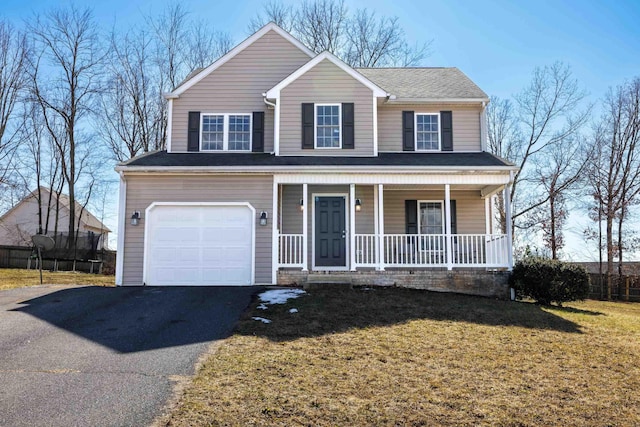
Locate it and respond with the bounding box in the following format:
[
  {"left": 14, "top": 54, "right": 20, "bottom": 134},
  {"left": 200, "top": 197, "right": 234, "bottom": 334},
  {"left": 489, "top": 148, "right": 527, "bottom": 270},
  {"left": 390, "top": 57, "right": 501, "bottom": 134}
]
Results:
[
  {"left": 167, "top": 23, "right": 314, "bottom": 98},
  {"left": 385, "top": 97, "right": 490, "bottom": 104},
  {"left": 266, "top": 51, "right": 388, "bottom": 99}
]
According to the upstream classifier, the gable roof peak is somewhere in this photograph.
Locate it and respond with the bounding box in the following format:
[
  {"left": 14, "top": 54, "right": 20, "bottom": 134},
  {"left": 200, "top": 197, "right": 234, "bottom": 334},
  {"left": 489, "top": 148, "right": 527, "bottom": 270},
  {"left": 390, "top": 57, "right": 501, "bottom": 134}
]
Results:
[{"left": 165, "top": 22, "right": 314, "bottom": 98}]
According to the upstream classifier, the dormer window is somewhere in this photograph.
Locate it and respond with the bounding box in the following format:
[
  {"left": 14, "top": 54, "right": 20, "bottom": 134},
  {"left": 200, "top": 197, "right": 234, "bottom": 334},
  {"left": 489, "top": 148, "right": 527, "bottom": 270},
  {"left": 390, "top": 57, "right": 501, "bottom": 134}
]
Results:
[
  {"left": 415, "top": 113, "right": 440, "bottom": 151},
  {"left": 201, "top": 114, "right": 252, "bottom": 151},
  {"left": 315, "top": 104, "right": 341, "bottom": 148}
]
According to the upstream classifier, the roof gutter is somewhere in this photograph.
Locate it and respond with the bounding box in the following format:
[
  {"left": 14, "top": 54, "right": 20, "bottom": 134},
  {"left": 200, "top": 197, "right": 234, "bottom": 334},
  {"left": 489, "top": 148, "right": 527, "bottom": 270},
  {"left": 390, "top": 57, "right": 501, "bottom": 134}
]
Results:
[{"left": 384, "top": 97, "right": 489, "bottom": 104}]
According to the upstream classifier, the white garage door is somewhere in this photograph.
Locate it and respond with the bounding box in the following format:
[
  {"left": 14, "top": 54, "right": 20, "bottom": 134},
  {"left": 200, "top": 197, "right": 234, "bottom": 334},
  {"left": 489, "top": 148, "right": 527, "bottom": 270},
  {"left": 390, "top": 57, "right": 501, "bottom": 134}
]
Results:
[{"left": 144, "top": 204, "right": 254, "bottom": 286}]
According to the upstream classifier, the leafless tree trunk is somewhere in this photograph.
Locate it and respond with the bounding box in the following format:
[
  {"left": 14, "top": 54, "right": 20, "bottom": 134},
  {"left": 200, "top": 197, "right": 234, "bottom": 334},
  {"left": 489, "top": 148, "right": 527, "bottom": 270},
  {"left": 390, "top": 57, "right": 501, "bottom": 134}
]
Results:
[
  {"left": 27, "top": 6, "right": 105, "bottom": 250},
  {"left": 0, "top": 20, "right": 29, "bottom": 206}
]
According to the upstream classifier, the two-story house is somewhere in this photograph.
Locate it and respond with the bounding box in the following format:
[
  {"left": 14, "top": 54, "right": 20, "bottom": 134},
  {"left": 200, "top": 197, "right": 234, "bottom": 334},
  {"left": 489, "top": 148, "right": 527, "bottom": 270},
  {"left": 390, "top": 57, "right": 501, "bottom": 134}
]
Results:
[{"left": 115, "top": 23, "right": 516, "bottom": 297}]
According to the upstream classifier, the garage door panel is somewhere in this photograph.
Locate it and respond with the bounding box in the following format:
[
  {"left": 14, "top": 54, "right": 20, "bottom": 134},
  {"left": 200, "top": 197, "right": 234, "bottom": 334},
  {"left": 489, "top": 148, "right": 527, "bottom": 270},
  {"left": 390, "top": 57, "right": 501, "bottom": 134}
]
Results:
[{"left": 145, "top": 205, "right": 253, "bottom": 286}]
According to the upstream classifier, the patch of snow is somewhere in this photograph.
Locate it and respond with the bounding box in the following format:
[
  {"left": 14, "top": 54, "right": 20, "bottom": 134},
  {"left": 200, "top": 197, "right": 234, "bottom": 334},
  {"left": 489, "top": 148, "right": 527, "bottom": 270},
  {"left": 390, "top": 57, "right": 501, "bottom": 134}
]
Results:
[
  {"left": 258, "top": 288, "right": 306, "bottom": 305},
  {"left": 252, "top": 317, "right": 272, "bottom": 324},
  {"left": 257, "top": 304, "right": 268, "bottom": 310},
  {"left": 289, "top": 308, "right": 298, "bottom": 313}
]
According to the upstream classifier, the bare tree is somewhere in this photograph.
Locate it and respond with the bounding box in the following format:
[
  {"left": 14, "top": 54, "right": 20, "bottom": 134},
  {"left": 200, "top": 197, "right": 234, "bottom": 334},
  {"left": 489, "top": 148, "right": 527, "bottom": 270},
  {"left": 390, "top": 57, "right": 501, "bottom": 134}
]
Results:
[
  {"left": 249, "top": 0, "right": 430, "bottom": 67},
  {"left": 0, "top": 20, "right": 29, "bottom": 206},
  {"left": 185, "top": 20, "right": 233, "bottom": 72},
  {"left": 586, "top": 78, "right": 640, "bottom": 299},
  {"left": 27, "top": 5, "right": 106, "bottom": 248}
]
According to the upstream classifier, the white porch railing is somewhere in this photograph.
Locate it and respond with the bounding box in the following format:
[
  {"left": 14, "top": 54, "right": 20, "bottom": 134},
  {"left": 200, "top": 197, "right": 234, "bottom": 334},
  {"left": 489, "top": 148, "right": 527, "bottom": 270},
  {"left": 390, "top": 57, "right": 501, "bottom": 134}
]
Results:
[
  {"left": 353, "top": 233, "right": 509, "bottom": 268},
  {"left": 278, "top": 233, "right": 509, "bottom": 269},
  {"left": 279, "top": 234, "right": 304, "bottom": 267}
]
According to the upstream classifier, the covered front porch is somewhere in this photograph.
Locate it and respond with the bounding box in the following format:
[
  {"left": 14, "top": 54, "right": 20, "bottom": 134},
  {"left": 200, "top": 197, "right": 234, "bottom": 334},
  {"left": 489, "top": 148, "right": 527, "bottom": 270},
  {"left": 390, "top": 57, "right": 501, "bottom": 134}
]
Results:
[{"left": 271, "top": 172, "right": 514, "bottom": 283}]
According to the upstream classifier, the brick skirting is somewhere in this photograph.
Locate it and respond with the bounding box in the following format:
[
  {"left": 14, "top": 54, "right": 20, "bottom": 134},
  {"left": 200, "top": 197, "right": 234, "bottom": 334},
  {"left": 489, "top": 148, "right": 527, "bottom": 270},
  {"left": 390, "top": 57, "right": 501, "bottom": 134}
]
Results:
[{"left": 277, "top": 269, "right": 511, "bottom": 299}]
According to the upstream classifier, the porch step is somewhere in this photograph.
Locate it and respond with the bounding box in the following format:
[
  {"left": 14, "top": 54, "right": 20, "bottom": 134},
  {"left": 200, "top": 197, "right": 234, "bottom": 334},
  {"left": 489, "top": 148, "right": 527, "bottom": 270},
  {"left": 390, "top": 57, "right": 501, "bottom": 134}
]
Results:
[{"left": 304, "top": 274, "right": 353, "bottom": 290}]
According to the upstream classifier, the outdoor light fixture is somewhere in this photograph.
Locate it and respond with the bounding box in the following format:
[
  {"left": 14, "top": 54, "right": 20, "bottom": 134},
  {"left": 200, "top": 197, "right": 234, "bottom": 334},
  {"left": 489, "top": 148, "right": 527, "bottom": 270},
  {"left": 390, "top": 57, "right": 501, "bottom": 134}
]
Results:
[
  {"left": 299, "top": 199, "right": 304, "bottom": 212},
  {"left": 259, "top": 211, "right": 268, "bottom": 226},
  {"left": 130, "top": 211, "right": 141, "bottom": 226},
  {"left": 355, "top": 199, "right": 362, "bottom": 212}
]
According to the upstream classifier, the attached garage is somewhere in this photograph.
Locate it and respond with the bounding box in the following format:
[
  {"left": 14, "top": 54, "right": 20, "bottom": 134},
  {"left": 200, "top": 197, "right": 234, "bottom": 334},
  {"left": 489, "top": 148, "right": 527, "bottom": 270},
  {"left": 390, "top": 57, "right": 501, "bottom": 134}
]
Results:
[{"left": 143, "top": 203, "right": 255, "bottom": 286}]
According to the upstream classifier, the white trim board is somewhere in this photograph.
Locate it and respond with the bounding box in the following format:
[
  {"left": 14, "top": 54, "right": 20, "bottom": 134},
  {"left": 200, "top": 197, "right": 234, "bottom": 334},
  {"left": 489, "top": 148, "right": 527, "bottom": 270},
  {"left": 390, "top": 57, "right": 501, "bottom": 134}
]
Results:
[{"left": 166, "top": 23, "right": 314, "bottom": 98}]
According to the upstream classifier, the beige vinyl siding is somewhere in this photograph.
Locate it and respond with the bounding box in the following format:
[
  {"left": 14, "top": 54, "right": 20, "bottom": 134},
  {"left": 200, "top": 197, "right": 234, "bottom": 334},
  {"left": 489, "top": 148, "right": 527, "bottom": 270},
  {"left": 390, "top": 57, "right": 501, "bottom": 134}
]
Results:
[
  {"left": 377, "top": 104, "right": 482, "bottom": 152},
  {"left": 170, "top": 30, "right": 311, "bottom": 152},
  {"left": 122, "top": 174, "right": 273, "bottom": 285},
  {"left": 383, "top": 189, "right": 485, "bottom": 234},
  {"left": 279, "top": 59, "right": 374, "bottom": 156}
]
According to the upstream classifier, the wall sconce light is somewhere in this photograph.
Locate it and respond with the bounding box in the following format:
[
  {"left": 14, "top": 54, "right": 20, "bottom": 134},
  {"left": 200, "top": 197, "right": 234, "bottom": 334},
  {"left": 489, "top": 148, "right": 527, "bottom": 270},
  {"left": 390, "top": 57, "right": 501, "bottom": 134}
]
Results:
[
  {"left": 299, "top": 199, "right": 304, "bottom": 212},
  {"left": 259, "top": 211, "right": 268, "bottom": 226},
  {"left": 355, "top": 199, "right": 362, "bottom": 212},
  {"left": 130, "top": 211, "right": 141, "bottom": 226}
]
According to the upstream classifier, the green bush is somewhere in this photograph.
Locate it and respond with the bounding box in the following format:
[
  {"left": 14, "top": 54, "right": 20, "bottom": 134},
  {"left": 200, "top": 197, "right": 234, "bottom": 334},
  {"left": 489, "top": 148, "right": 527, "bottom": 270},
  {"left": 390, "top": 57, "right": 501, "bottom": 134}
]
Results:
[{"left": 509, "top": 257, "right": 590, "bottom": 305}]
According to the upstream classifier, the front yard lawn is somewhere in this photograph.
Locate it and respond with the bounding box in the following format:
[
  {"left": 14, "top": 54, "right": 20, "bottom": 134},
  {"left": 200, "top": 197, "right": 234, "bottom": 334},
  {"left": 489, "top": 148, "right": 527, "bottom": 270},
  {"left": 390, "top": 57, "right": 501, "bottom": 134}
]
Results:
[
  {"left": 0, "top": 268, "right": 115, "bottom": 290},
  {"left": 166, "top": 287, "right": 640, "bottom": 426}
]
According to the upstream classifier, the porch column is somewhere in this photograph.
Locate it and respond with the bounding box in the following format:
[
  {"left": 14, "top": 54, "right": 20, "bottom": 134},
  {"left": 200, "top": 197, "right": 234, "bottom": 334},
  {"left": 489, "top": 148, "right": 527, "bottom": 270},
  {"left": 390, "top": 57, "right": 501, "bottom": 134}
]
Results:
[
  {"left": 504, "top": 184, "right": 514, "bottom": 271},
  {"left": 445, "top": 184, "right": 453, "bottom": 270},
  {"left": 377, "top": 184, "right": 385, "bottom": 271},
  {"left": 485, "top": 197, "right": 491, "bottom": 235},
  {"left": 374, "top": 184, "right": 380, "bottom": 270},
  {"left": 349, "top": 184, "right": 356, "bottom": 271},
  {"left": 302, "top": 183, "right": 308, "bottom": 271},
  {"left": 271, "top": 180, "right": 279, "bottom": 284}
]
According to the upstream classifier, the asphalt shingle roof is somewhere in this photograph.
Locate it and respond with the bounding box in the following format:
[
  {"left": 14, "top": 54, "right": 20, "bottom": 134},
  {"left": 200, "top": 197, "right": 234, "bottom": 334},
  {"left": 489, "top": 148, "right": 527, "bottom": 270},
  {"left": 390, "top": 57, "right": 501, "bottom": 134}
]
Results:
[
  {"left": 121, "top": 151, "right": 513, "bottom": 168},
  {"left": 356, "top": 67, "right": 488, "bottom": 100}
]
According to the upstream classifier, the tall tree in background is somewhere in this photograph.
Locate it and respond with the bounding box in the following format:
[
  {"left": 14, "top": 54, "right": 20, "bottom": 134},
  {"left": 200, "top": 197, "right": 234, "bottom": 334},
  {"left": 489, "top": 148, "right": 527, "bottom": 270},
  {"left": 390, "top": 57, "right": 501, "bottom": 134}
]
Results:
[
  {"left": 586, "top": 78, "right": 640, "bottom": 299},
  {"left": 486, "top": 63, "right": 590, "bottom": 248},
  {"left": 28, "top": 6, "right": 106, "bottom": 248},
  {"left": 0, "top": 20, "right": 29, "bottom": 209},
  {"left": 249, "top": 0, "right": 430, "bottom": 67}
]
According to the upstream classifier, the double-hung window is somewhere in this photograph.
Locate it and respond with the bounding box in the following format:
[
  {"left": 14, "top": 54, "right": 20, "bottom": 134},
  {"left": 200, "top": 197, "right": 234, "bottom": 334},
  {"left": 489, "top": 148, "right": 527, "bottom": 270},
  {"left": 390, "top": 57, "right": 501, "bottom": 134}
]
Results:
[
  {"left": 418, "top": 201, "right": 445, "bottom": 253},
  {"left": 201, "top": 114, "right": 251, "bottom": 151},
  {"left": 415, "top": 113, "right": 440, "bottom": 151},
  {"left": 315, "top": 104, "right": 341, "bottom": 148}
]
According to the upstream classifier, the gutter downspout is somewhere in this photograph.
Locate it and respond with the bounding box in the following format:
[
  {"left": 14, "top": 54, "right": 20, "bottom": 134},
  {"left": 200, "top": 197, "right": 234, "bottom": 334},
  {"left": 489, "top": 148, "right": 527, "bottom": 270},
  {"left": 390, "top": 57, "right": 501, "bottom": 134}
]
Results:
[
  {"left": 263, "top": 94, "right": 278, "bottom": 155},
  {"left": 480, "top": 101, "right": 488, "bottom": 152}
]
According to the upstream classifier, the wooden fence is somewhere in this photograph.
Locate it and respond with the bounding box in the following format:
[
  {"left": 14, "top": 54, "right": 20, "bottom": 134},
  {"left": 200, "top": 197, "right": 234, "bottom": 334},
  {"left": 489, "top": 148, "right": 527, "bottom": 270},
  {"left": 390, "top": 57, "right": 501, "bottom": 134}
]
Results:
[
  {"left": 0, "top": 245, "right": 116, "bottom": 274},
  {"left": 589, "top": 273, "right": 640, "bottom": 302}
]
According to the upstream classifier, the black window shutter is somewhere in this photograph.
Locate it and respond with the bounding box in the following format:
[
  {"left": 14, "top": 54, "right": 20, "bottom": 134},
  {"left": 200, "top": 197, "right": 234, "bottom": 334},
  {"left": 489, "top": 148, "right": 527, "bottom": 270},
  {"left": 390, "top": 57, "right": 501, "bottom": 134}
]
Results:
[
  {"left": 301, "top": 103, "right": 314, "bottom": 149},
  {"left": 402, "top": 111, "right": 415, "bottom": 151},
  {"left": 342, "top": 102, "right": 354, "bottom": 149},
  {"left": 405, "top": 200, "right": 418, "bottom": 234},
  {"left": 187, "top": 111, "right": 200, "bottom": 152},
  {"left": 449, "top": 200, "right": 457, "bottom": 234},
  {"left": 441, "top": 111, "right": 453, "bottom": 151},
  {"left": 252, "top": 111, "right": 264, "bottom": 152}
]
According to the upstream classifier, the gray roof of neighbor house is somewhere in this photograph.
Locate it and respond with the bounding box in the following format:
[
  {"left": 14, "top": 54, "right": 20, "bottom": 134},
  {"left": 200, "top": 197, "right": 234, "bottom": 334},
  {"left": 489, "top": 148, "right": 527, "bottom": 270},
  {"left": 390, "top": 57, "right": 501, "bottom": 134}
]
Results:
[
  {"left": 119, "top": 151, "right": 514, "bottom": 169},
  {"left": 356, "top": 67, "right": 489, "bottom": 100}
]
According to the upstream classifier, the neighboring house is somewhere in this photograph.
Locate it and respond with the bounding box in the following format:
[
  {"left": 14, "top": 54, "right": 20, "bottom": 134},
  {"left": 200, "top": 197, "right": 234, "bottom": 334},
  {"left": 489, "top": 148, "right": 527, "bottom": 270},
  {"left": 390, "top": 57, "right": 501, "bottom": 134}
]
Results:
[
  {"left": 0, "top": 187, "right": 110, "bottom": 250},
  {"left": 116, "top": 23, "right": 517, "bottom": 296}
]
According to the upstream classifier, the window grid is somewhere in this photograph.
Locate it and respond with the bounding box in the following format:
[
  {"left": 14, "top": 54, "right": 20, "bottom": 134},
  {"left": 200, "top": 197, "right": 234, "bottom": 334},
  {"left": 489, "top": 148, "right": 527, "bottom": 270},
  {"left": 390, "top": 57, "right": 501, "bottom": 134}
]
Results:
[
  {"left": 416, "top": 114, "right": 440, "bottom": 151},
  {"left": 316, "top": 104, "right": 341, "bottom": 148},
  {"left": 418, "top": 201, "right": 444, "bottom": 235},
  {"left": 201, "top": 114, "right": 251, "bottom": 151}
]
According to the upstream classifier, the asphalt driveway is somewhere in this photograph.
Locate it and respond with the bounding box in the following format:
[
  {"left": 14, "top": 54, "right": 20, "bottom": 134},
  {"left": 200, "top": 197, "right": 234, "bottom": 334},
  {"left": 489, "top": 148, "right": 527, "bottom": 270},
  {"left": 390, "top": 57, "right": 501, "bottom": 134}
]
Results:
[{"left": 0, "top": 285, "right": 257, "bottom": 427}]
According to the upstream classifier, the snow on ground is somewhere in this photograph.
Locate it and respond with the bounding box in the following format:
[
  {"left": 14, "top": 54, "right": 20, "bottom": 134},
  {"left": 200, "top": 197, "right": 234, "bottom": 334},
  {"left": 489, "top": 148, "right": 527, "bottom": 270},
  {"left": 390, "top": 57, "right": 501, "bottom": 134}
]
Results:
[
  {"left": 252, "top": 317, "right": 272, "bottom": 324},
  {"left": 258, "top": 288, "right": 306, "bottom": 305},
  {"left": 257, "top": 304, "right": 268, "bottom": 310},
  {"left": 289, "top": 308, "right": 298, "bottom": 313}
]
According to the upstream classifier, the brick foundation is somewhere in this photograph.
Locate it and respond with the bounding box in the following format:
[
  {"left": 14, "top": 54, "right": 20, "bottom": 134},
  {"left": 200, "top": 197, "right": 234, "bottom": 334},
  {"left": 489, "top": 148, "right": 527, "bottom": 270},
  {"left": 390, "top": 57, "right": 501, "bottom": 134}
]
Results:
[{"left": 277, "top": 269, "right": 510, "bottom": 299}]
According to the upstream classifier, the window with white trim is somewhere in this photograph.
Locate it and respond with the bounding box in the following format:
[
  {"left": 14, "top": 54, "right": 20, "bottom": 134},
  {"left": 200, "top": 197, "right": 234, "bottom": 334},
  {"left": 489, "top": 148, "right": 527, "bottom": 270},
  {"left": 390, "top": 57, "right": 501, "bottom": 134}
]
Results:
[
  {"left": 416, "top": 113, "right": 440, "bottom": 151},
  {"left": 418, "top": 200, "right": 445, "bottom": 253},
  {"left": 315, "top": 104, "right": 341, "bottom": 148},
  {"left": 201, "top": 114, "right": 252, "bottom": 151}
]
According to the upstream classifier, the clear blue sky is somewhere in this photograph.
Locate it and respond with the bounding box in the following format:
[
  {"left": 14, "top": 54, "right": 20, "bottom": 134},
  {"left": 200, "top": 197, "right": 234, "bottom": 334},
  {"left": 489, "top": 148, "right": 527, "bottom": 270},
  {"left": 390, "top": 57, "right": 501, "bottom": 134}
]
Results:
[{"left": 3, "top": 0, "right": 639, "bottom": 258}]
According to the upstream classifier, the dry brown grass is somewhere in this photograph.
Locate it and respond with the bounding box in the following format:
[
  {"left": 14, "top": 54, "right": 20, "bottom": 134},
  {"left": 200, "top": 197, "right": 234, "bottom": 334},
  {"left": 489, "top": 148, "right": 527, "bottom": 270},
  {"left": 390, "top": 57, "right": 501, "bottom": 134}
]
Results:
[
  {"left": 167, "top": 288, "right": 640, "bottom": 426},
  {"left": 0, "top": 268, "right": 114, "bottom": 290}
]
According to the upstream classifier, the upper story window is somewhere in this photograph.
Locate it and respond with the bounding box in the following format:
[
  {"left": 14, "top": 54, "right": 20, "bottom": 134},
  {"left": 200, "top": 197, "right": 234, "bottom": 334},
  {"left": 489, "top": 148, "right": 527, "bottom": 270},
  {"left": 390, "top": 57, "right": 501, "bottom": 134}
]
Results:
[
  {"left": 201, "top": 114, "right": 252, "bottom": 151},
  {"left": 415, "top": 113, "right": 440, "bottom": 151},
  {"left": 315, "top": 104, "right": 341, "bottom": 148}
]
